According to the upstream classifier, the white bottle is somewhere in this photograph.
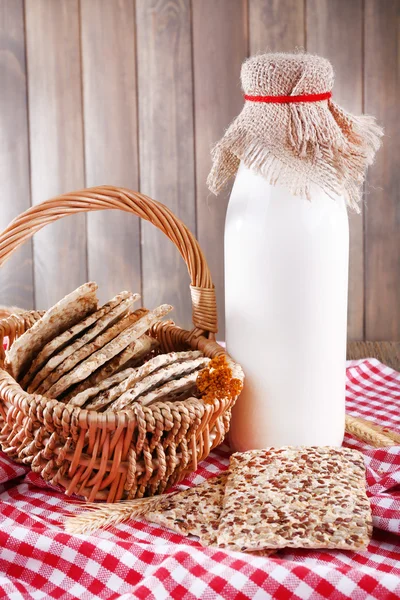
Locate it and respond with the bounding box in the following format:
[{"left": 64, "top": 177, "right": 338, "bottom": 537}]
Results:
[{"left": 226, "top": 162, "right": 349, "bottom": 450}]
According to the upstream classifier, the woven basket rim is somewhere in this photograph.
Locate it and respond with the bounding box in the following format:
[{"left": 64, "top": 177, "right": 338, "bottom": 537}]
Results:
[{"left": 0, "top": 316, "right": 243, "bottom": 431}]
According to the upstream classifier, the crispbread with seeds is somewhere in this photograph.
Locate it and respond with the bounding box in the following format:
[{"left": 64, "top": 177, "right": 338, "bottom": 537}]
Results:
[
  {"left": 146, "top": 472, "right": 228, "bottom": 545},
  {"left": 68, "top": 336, "right": 157, "bottom": 407},
  {"left": 61, "top": 331, "right": 157, "bottom": 403},
  {"left": 22, "top": 291, "right": 135, "bottom": 392},
  {"left": 92, "top": 355, "right": 209, "bottom": 411},
  {"left": 37, "top": 311, "right": 138, "bottom": 397},
  {"left": 6, "top": 282, "right": 98, "bottom": 381},
  {"left": 32, "top": 294, "right": 139, "bottom": 395},
  {"left": 45, "top": 304, "right": 172, "bottom": 399},
  {"left": 217, "top": 447, "right": 372, "bottom": 552},
  {"left": 108, "top": 369, "right": 200, "bottom": 410},
  {"left": 134, "top": 370, "right": 202, "bottom": 407},
  {"left": 76, "top": 350, "right": 202, "bottom": 410}
]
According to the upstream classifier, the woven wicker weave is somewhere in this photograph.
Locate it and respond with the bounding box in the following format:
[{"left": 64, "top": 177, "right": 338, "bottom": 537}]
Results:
[{"left": 0, "top": 186, "right": 243, "bottom": 502}]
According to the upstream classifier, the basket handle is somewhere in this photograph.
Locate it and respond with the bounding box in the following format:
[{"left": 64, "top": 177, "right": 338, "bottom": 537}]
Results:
[{"left": 0, "top": 186, "right": 218, "bottom": 338}]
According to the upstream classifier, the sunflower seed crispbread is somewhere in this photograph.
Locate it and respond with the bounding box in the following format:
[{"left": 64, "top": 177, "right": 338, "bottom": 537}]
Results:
[
  {"left": 22, "top": 291, "right": 134, "bottom": 392},
  {"left": 156, "top": 384, "right": 198, "bottom": 403},
  {"left": 6, "top": 282, "right": 98, "bottom": 381},
  {"left": 101, "top": 333, "right": 158, "bottom": 371},
  {"left": 69, "top": 368, "right": 136, "bottom": 407},
  {"left": 36, "top": 311, "right": 138, "bottom": 397},
  {"left": 113, "top": 350, "right": 203, "bottom": 390},
  {"left": 67, "top": 336, "right": 158, "bottom": 407},
  {"left": 217, "top": 447, "right": 372, "bottom": 552},
  {"left": 41, "top": 314, "right": 137, "bottom": 399},
  {"left": 61, "top": 329, "right": 157, "bottom": 403},
  {"left": 45, "top": 304, "right": 173, "bottom": 399},
  {"left": 145, "top": 472, "right": 229, "bottom": 546},
  {"left": 32, "top": 294, "right": 140, "bottom": 395},
  {"left": 92, "top": 355, "right": 209, "bottom": 411},
  {"left": 119, "top": 369, "right": 203, "bottom": 409},
  {"left": 77, "top": 350, "right": 201, "bottom": 410}
]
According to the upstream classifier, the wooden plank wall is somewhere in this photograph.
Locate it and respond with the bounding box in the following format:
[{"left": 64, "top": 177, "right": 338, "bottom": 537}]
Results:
[
  {"left": 25, "top": 0, "right": 87, "bottom": 308},
  {"left": 0, "top": 0, "right": 398, "bottom": 340}
]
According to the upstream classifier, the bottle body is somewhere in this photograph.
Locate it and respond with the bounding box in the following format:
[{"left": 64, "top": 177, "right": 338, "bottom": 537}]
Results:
[{"left": 225, "top": 163, "right": 349, "bottom": 450}]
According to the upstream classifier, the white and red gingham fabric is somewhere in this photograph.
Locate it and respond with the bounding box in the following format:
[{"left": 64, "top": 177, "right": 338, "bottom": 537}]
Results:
[{"left": 0, "top": 357, "right": 399, "bottom": 599}]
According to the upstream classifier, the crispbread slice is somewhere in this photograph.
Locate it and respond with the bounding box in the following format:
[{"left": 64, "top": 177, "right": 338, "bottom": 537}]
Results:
[
  {"left": 45, "top": 304, "right": 173, "bottom": 399},
  {"left": 89, "top": 354, "right": 209, "bottom": 411},
  {"left": 146, "top": 473, "right": 229, "bottom": 545},
  {"left": 129, "top": 370, "right": 201, "bottom": 407},
  {"left": 69, "top": 367, "right": 136, "bottom": 407},
  {"left": 22, "top": 291, "right": 134, "bottom": 391},
  {"left": 61, "top": 328, "right": 157, "bottom": 403},
  {"left": 6, "top": 282, "right": 98, "bottom": 381},
  {"left": 31, "top": 293, "right": 139, "bottom": 395},
  {"left": 36, "top": 311, "right": 138, "bottom": 397},
  {"left": 40, "top": 313, "right": 137, "bottom": 398},
  {"left": 67, "top": 336, "right": 158, "bottom": 407},
  {"left": 217, "top": 447, "right": 372, "bottom": 552}
]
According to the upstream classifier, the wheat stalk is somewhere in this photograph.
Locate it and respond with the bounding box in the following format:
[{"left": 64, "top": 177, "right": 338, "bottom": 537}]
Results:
[
  {"left": 64, "top": 494, "right": 174, "bottom": 535},
  {"left": 345, "top": 415, "right": 397, "bottom": 447}
]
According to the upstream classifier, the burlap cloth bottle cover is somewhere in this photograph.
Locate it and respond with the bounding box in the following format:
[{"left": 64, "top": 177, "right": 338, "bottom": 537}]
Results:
[{"left": 207, "top": 52, "right": 383, "bottom": 208}]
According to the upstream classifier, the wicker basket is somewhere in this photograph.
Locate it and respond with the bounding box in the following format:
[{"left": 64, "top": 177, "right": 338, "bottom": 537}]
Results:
[{"left": 0, "top": 186, "right": 243, "bottom": 502}]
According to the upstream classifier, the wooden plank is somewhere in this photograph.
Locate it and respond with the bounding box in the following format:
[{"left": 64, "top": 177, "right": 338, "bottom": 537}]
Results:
[
  {"left": 306, "top": 0, "right": 364, "bottom": 340},
  {"left": 249, "top": 0, "right": 304, "bottom": 53},
  {"left": 136, "top": 0, "right": 195, "bottom": 329},
  {"left": 0, "top": 0, "right": 34, "bottom": 310},
  {"left": 25, "top": 0, "right": 87, "bottom": 309},
  {"left": 347, "top": 341, "right": 400, "bottom": 371},
  {"left": 80, "top": 0, "right": 141, "bottom": 305},
  {"left": 365, "top": 0, "right": 400, "bottom": 340},
  {"left": 192, "top": 0, "right": 248, "bottom": 340}
]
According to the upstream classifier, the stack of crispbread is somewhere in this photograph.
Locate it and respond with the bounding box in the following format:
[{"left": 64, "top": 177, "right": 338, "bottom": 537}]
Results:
[
  {"left": 5, "top": 282, "right": 211, "bottom": 409},
  {"left": 141, "top": 446, "right": 372, "bottom": 554}
]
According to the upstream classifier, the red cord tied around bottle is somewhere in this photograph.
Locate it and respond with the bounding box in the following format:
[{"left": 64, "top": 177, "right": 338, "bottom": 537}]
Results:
[{"left": 244, "top": 91, "right": 332, "bottom": 104}]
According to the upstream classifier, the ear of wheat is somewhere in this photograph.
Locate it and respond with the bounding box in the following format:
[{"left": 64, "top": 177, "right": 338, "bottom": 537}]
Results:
[{"left": 65, "top": 494, "right": 172, "bottom": 535}]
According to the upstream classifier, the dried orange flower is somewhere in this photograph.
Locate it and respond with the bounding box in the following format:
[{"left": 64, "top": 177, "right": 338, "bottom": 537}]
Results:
[{"left": 197, "top": 355, "right": 243, "bottom": 405}]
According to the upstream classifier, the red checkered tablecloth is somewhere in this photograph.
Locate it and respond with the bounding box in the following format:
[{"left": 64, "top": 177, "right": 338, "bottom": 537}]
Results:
[{"left": 0, "top": 358, "right": 399, "bottom": 599}]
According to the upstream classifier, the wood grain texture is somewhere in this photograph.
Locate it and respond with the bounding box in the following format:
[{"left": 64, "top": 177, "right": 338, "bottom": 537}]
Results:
[
  {"left": 249, "top": 0, "right": 305, "bottom": 53},
  {"left": 25, "top": 0, "right": 87, "bottom": 309},
  {"left": 136, "top": 0, "right": 195, "bottom": 329},
  {"left": 0, "top": 0, "right": 34, "bottom": 309},
  {"left": 0, "top": 2, "right": 398, "bottom": 340},
  {"left": 193, "top": 0, "right": 248, "bottom": 339},
  {"left": 80, "top": 0, "right": 141, "bottom": 305},
  {"left": 306, "top": 0, "right": 364, "bottom": 341},
  {"left": 364, "top": 0, "right": 400, "bottom": 340},
  {"left": 347, "top": 341, "right": 400, "bottom": 372}
]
